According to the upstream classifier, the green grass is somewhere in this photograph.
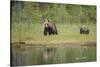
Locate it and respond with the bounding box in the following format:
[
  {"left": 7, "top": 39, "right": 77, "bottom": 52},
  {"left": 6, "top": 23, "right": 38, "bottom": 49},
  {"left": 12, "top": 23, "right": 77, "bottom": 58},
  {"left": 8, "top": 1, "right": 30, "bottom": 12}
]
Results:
[{"left": 11, "top": 23, "right": 96, "bottom": 44}]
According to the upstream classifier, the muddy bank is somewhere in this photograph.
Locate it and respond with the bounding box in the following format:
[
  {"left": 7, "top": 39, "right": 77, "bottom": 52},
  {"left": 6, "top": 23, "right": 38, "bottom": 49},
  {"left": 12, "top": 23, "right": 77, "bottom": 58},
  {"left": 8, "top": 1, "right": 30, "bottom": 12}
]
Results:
[{"left": 11, "top": 40, "right": 96, "bottom": 48}]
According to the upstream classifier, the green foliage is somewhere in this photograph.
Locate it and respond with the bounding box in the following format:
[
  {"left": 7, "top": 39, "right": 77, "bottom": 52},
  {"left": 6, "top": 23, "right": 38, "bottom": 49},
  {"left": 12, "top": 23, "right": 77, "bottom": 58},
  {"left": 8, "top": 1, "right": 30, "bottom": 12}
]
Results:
[{"left": 11, "top": 1, "right": 96, "bottom": 24}]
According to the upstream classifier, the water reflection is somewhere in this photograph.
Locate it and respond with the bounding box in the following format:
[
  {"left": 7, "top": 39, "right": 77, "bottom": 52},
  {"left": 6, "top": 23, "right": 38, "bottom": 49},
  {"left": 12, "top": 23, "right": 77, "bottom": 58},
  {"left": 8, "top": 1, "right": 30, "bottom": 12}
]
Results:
[
  {"left": 43, "top": 48, "right": 55, "bottom": 63},
  {"left": 11, "top": 44, "right": 96, "bottom": 66}
]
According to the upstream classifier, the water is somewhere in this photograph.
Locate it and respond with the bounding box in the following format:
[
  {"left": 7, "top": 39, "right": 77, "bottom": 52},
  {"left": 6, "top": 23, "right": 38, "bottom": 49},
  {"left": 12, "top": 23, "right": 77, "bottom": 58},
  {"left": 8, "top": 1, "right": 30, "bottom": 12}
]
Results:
[{"left": 11, "top": 44, "right": 96, "bottom": 66}]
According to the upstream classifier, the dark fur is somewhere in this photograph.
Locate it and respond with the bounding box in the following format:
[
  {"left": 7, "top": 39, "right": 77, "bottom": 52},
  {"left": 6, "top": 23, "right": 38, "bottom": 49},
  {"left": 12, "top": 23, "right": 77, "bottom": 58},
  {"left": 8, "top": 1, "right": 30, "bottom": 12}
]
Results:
[
  {"left": 44, "top": 21, "right": 58, "bottom": 36},
  {"left": 80, "top": 26, "right": 90, "bottom": 34}
]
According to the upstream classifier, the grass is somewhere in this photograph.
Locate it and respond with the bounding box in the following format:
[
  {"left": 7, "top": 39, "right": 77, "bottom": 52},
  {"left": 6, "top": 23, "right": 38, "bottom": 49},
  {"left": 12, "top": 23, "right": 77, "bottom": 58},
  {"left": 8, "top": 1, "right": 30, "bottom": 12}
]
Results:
[{"left": 11, "top": 23, "right": 96, "bottom": 44}]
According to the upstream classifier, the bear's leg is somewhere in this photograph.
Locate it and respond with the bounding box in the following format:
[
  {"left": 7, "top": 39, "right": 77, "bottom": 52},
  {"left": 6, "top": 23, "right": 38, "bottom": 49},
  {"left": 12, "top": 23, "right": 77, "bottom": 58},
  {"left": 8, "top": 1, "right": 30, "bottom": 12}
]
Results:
[
  {"left": 44, "top": 31, "right": 47, "bottom": 36},
  {"left": 48, "top": 27, "right": 52, "bottom": 35},
  {"left": 80, "top": 31, "right": 82, "bottom": 34},
  {"left": 49, "top": 32, "right": 52, "bottom": 35},
  {"left": 80, "top": 28, "right": 84, "bottom": 34},
  {"left": 44, "top": 28, "right": 48, "bottom": 36},
  {"left": 86, "top": 30, "right": 89, "bottom": 34}
]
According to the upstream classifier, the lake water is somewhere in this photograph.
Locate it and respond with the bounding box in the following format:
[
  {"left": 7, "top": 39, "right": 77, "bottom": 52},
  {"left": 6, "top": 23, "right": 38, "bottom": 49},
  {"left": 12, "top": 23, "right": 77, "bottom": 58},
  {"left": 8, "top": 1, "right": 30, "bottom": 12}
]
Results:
[{"left": 11, "top": 44, "right": 96, "bottom": 66}]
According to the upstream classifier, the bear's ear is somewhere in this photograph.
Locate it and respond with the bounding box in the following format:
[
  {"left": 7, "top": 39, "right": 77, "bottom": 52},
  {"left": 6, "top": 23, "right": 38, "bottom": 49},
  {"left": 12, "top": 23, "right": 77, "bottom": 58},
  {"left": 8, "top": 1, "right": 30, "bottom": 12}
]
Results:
[
  {"left": 48, "top": 19, "right": 50, "bottom": 22},
  {"left": 44, "top": 19, "right": 48, "bottom": 22}
]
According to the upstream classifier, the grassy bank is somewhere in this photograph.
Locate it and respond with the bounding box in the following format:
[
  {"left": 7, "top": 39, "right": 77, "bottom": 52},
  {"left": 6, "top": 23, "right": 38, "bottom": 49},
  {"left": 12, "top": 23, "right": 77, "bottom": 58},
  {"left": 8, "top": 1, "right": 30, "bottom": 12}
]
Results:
[{"left": 11, "top": 23, "right": 96, "bottom": 44}]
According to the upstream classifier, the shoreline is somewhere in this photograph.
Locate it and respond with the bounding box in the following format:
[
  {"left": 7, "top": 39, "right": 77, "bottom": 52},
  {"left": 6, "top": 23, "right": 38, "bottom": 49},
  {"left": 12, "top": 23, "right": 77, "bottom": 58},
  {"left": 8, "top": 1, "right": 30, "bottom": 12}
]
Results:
[{"left": 11, "top": 40, "right": 96, "bottom": 48}]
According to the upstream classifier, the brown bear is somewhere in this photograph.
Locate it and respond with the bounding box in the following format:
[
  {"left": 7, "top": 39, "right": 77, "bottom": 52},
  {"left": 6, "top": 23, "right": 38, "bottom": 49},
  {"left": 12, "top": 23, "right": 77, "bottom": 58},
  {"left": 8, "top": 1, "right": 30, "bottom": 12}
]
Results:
[
  {"left": 80, "top": 25, "right": 90, "bottom": 34},
  {"left": 43, "top": 19, "right": 58, "bottom": 36}
]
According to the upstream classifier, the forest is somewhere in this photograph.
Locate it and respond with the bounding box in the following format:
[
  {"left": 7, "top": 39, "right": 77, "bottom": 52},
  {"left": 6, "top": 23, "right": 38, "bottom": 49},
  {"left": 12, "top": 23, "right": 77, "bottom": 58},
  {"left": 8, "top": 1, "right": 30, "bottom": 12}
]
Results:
[
  {"left": 11, "top": 1, "right": 96, "bottom": 24},
  {"left": 11, "top": 1, "right": 96, "bottom": 44}
]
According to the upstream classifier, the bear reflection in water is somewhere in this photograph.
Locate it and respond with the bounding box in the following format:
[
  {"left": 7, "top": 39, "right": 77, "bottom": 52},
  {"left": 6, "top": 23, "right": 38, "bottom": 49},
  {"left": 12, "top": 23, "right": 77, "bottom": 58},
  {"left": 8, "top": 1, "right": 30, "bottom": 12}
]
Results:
[{"left": 43, "top": 48, "right": 55, "bottom": 62}]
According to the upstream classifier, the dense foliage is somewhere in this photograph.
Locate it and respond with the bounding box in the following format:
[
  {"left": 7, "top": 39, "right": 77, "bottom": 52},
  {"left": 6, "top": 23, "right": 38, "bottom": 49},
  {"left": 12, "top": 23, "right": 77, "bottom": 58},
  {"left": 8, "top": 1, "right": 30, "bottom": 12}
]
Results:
[{"left": 11, "top": 1, "right": 96, "bottom": 24}]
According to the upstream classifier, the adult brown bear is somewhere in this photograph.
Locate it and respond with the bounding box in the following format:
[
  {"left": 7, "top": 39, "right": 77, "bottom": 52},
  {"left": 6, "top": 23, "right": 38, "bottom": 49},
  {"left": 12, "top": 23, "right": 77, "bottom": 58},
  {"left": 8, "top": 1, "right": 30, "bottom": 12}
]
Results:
[
  {"left": 80, "top": 25, "right": 90, "bottom": 34},
  {"left": 43, "top": 19, "right": 58, "bottom": 36}
]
